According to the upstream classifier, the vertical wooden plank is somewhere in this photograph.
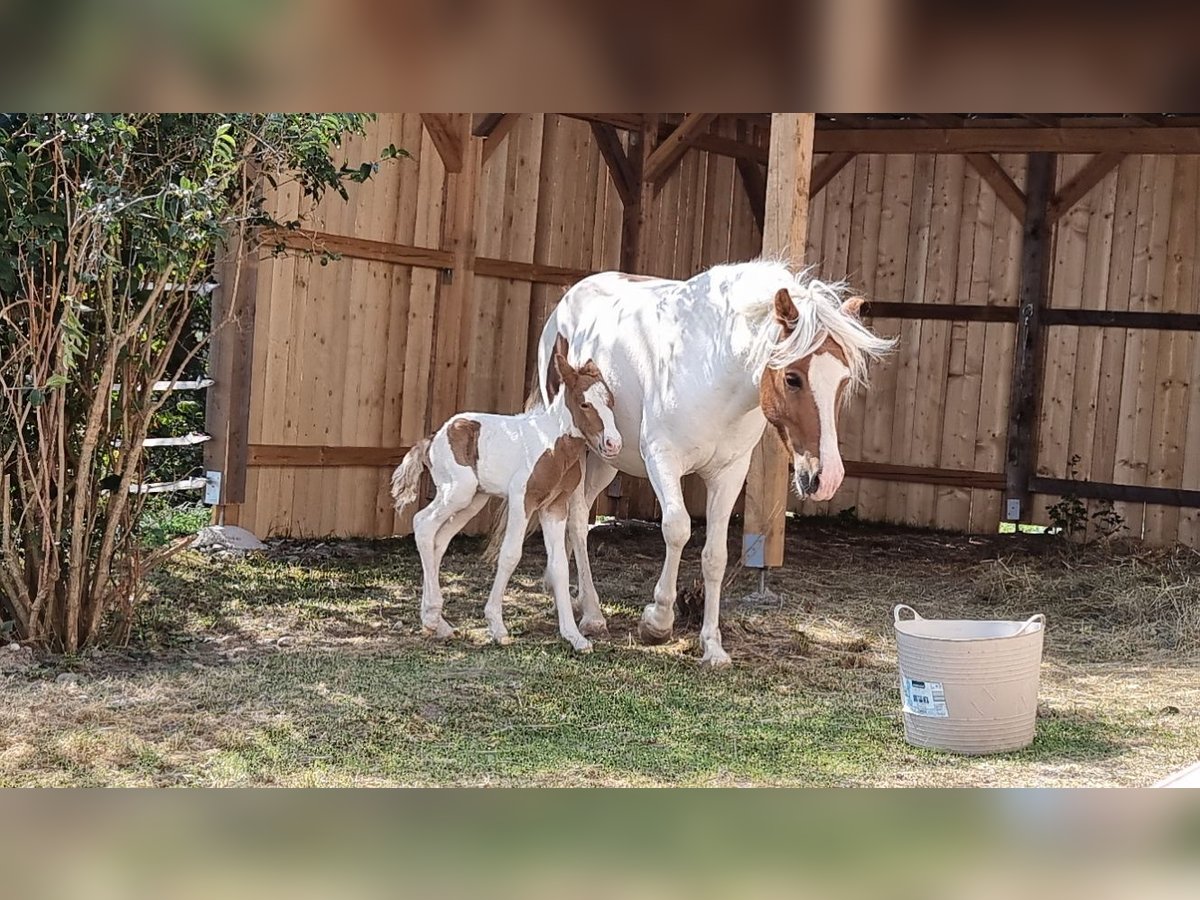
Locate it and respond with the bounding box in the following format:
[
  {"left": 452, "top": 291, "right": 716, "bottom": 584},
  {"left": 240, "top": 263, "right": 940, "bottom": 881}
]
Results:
[
  {"left": 1064, "top": 163, "right": 1118, "bottom": 538},
  {"left": 824, "top": 156, "right": 868, "bottom": 517},
  {"left": 1032, "top": 155, "right": 1092, "bottom": 527},
  {"left": 885, "top": 153, "right": 936, "bottom": 523},
  {"left": 908, "top": 154, "right": 965, "bottom": 526},
  {"left": 495, "top": 115, "right": 545, "bottom": 415},
  {"left": 1087, "top": 154, "right": 1142, "bottom": 539},
  {"left": 1112, "top": 155, "right": 1175, "bottom": 537},
  {"left": 430, "top": 119, "right": 481, "bottom": 429},
  {"left": 743, "top": 113, "right": 814, "bottom": 570},
  {"left": 1003, "top": 152, "right": 1056, "bottom": 524},
  {"left": 1143, "top": 156, "right": 1197, "bottom": 543},
  {"left": 380, "top": 114, "right": 424, "bottom": 536},
  {"left": 968, "top": 153, "right": 1024, "bottom": 533},
  {"left": 937, "top": 159, "right": 990, "bottom": 530},
  {"left": 400, "top": 128, "right": 447, "bottom": 448},
  {"left": 857, "top": 154, "right": 914, "bottom": 523}
]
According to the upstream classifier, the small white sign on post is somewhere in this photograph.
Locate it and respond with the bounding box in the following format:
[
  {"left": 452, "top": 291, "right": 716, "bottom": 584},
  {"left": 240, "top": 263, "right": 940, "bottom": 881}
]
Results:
[{"left": 204, "top": 470, "right": 223, "bottom": 506}]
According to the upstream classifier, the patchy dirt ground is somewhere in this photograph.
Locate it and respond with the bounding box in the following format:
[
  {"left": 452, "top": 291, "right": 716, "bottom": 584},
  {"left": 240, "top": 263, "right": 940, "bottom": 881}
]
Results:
[{"left": 2, "top": 518, "right": 1197, "bottom": 786}]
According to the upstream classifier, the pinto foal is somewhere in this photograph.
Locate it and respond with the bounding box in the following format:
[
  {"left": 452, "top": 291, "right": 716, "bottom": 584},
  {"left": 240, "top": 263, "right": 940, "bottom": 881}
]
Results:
[{"left": 391, "top": 336, "right": 622, "bottom": 652}]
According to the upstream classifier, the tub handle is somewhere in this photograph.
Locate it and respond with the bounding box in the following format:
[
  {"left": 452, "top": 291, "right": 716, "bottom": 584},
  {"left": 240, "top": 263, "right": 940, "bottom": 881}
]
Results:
[
  {"left": 1014, "top": 613, "right": 1046, "bottom": 635},
  {"left": 893, "top": 604, "right": 921, "bottom": 625}
]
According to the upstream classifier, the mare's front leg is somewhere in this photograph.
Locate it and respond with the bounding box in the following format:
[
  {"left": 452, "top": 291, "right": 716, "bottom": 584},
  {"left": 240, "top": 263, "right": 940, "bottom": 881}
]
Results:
[
  {"left": 484, "top": 501, "right": 529, "bottom": 645},
  {"left": 543, "top": 506, "right": 592, "bottom": 653},
  {"left": 638, "top": 449, "right": 690, "bottom": 645},
  {"left": 696, "top": 457, "right": 754, "bottom": 668}
]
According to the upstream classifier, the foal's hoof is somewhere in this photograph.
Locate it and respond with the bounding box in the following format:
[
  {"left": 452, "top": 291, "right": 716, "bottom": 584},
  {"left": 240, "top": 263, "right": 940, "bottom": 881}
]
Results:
[
  {"left": 488, "top": 628, "right": 513, "bottom": 646},
  {"left": 637, "top": 620, "right": 672, "bottom": 645},
  {"left": 580, "top": 616, "right": 609, "bottom": 638},
  {"left": 569, "top": 637, "right": 594, "bottom": 654}
]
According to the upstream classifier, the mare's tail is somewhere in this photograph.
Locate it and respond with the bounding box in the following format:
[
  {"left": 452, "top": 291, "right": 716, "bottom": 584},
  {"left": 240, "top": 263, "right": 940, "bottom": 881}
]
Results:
[{"left": 390, "top": 437, "right": 432, "bottom": 513}]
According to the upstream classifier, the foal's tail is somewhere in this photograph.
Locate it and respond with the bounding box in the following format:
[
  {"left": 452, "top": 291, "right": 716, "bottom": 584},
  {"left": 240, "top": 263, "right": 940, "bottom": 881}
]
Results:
[{"left": 390, "top": 437, "right": 432, "bottom": 513}]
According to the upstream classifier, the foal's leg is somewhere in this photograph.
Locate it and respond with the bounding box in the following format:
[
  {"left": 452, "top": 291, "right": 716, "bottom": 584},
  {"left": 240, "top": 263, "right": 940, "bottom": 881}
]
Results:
[
  {"left": 432, "top": 493, "right": 489, "bottom": 570},
  {"left": 484, "top": 501, "right": 529, "bottom": 645},
  {"left": 567, "top": 454, "right": 618, "bottom": 636},
  {"left": 413, "top": 482, "right": 476, "bottom": 638},
  {"left": 696, "top": 458, "right": 754, "bottom": 667},
  {"left": 638, "top": 451, "right": 690, "bottom": 645},
  {"left": 543, "top": 507, "right": 592, "bottom": 652}
]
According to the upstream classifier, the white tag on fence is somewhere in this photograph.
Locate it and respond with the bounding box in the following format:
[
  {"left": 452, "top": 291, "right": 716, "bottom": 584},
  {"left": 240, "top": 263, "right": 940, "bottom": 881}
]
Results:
[{"left": 903, "top": 678, "right": 948, "bottom": 718}]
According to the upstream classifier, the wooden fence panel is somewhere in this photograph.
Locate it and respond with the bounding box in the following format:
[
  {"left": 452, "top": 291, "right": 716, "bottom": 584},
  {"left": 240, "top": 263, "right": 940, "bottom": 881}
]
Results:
[{"left": 225, "top": 117, "right": 1200, "bottom": 548}]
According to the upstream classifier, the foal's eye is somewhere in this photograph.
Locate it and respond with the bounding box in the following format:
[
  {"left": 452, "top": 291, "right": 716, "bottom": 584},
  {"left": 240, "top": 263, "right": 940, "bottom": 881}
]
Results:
[
  {"left": 784, "top": 372, "right": 804, "bottom": 390},
  {"left": 581, "top": 401, "right": 592, "bottom": 409}
]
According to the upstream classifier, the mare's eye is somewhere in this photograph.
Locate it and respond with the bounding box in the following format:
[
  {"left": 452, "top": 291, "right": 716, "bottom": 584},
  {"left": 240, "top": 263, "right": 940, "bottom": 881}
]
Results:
[
  {"left": 581, "top": 401, "right": 592, "bottom": 409},
  {"left": 785, "top": 372, "right": 804, "bottom": 390}
]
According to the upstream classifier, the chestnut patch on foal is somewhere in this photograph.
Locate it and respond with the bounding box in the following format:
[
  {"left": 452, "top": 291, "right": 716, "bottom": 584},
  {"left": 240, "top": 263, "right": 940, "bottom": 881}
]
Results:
[
  {"left": 524, "top": 435, "right": 586, "bottom": 516},
  {"left": 447, "top": 418, "right": 481, "bottom": 470}
]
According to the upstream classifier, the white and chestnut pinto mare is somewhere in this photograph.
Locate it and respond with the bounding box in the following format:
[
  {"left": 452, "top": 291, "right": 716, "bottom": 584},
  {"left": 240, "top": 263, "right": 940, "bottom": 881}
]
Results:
[
  {"left": 391, "top": 336, "right": 622, "bottom": 652},
  {"left": 533, "top": 260, "right": 894, "bottom": 666}
]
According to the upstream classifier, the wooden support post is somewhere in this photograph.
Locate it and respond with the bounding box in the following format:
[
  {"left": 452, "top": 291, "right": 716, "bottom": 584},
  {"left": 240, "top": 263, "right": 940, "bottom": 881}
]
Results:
[
  {"left": 1004, "top": 152, "right": 1057, "bottom": 521},
  {"left": 621, "top": 116, "right": 656, "bottom": 275},
  {"left": 204, "top": 227, "right": 258, "bottom": 525},
  {"left": 742, "top": 113, "right": 815, "bottom": 570}
]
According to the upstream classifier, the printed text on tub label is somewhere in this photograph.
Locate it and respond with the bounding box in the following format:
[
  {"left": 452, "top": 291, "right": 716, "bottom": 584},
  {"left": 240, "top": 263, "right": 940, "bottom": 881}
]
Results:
[{"left": 903, "top": 678, "right": 949, "bottom": 717}]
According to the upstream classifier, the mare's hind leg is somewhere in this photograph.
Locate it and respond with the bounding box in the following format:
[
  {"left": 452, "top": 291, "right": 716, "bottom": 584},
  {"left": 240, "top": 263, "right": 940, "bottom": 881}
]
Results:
[
  {"left": 413, "top": 482, "right": 477, "bottom": 638},
  {"left": 483, "top": 502, "right": 529, "bottom": 645}
]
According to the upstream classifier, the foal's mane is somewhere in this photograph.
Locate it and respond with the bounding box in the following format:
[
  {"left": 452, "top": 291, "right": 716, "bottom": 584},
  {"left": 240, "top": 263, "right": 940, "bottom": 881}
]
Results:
[{"left": 723, "top": 259, "right": 895, "bottom": 390}]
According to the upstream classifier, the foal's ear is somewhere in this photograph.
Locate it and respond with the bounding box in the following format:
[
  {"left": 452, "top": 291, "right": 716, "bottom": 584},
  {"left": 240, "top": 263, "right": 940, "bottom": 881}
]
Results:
[
  {"left": 579, "top": 359, "right": 603, "bottom": 379},
  {"left": 773, "top": 288, "right": 798, "bottom": 331},
  {"left": 552, "top": 333, "right": 575, "bottom": 383},
  {"left": 841, "top": 296, "right": 866, "bottom": 320}
]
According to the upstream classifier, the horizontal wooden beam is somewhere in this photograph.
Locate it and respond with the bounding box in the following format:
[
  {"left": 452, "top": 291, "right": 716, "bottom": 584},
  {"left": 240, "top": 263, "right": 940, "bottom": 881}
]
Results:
[
  {"left": 844, "top": 460, "right": 1005, "bottom": 491},
  {"left": 265, "top": 229, "right": 592, "bottom": 286},
  {"left": 1042, "top": 308, "right": 1200, "bottom": 331},
  {"left": 814, "top": 127, "right": 1200, "bottom": 155},
  {"left": 1030, "top": 477, "right": 1200, "bottom": 510},
  {"left": 865, "top": 301, "right": 1018, "bottom": 323},
  {"left": 248, "top": 445, "right": 411, "bottom": 467},
  {"left": 473, "top": 257, "right": 592, "bottom": 285},
  {"left": 266, "top": 228, "right": 453, "bottom": 269}
]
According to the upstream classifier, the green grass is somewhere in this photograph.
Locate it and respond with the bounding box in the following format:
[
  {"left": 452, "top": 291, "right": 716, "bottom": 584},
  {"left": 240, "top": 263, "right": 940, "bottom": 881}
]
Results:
[
  {"left": 2, "top": 522, "right": 1198, "bottom": 786},
  {"left": 137, "top": 497, "right": 211, "bottom": 549}
]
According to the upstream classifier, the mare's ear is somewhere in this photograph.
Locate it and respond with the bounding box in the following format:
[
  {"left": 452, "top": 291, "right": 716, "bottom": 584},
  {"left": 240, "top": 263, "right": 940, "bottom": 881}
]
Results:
[
  {"left": 841, "top": 296, "right": 866, "bottom": 320},
  {"left": 773, "top": 288, "right": 798, "bottom": 332}
]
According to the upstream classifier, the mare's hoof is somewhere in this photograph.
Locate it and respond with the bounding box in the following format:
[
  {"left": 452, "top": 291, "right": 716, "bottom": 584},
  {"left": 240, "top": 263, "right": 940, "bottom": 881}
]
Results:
[
  {"left": 421, "top": 620, "right": 455, "bottom": 640},
  {"left": 638, "top": 621, "right": 672, "bottom": 645}
]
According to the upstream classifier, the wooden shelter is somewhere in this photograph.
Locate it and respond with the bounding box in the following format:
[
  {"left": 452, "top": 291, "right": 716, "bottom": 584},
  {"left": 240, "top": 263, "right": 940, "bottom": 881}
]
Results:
[{"left": 206, "top": 113, "right": 1200, "bottom": 555}]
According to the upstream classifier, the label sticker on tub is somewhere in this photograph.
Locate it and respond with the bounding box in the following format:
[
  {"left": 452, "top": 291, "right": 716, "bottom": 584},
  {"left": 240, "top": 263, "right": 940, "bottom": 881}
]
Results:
[{"left": 903, "top": 679, "right": 948, "bottom": 717}]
